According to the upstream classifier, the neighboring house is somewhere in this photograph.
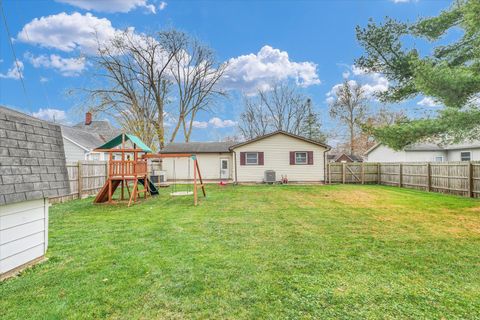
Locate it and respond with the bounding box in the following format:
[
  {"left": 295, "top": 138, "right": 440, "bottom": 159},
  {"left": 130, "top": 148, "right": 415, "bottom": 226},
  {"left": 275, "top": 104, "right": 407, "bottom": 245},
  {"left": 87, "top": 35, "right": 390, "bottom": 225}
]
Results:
[
  {"left": 72, "top": 112, "right": 118, "bottom": 141},
  {"left": 327, "top": 153, "right": 363, "bottom": 163},
  {"left": 60, "top": 112, "right": 120, "bottom": 162},
  {"left": 0, "top": 106, "right": 70, "bottom": 280},
  {"left": 161, "top": 131, "right": 331, "bottom": 183},
  {"left": 61, "top": 125, "right": 108, "bottom": 162},
  {"left": 365, "top": 142, "right": 480, "bottom": 162}
]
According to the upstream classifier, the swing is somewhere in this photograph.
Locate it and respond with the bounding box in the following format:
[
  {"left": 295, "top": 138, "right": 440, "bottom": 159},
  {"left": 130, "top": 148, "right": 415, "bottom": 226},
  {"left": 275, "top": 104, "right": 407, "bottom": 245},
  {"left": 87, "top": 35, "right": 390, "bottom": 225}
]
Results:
[{"left": 170, "top": 156, "right": 194, "bottom": 196}]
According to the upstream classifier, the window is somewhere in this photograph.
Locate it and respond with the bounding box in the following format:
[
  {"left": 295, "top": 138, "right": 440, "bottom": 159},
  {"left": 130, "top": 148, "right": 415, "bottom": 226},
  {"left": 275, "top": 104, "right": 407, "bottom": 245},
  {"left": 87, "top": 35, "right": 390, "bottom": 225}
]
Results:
[
  {"left": 246, "top": 152, "right": 258, "bottom": 165},
  {"left": 295, "top": 152, "right": 307, "bottom": 165},
  {"left": 434, "top": 156, "right": 444, "bottom": 162},
  {"left": 461, "top": 151, "right": 471, "bottom": 161}
]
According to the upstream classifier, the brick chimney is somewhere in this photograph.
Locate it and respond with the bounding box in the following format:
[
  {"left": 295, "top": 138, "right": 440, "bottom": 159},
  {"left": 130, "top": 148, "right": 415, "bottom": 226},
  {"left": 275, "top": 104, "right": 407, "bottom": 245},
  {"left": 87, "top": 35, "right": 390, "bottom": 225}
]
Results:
[{"left": 85, "top": 112, "right": 92, "bottom": 125}]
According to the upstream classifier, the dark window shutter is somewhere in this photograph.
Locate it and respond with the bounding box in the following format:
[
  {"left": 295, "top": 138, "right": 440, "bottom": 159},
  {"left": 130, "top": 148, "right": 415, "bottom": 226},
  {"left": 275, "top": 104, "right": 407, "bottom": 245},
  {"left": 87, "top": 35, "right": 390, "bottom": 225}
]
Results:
[
  {"left": 258, "top": 152, "right": 264, "bottom": 165},
  {"left": 290, "top": 152, "right": 295, "bottom": 165},
  {"left": 240, "top": 152, "right": 246, "bottom": 165},
  {"left": 307, "top": 151, "right": 314, "bottom": 165}
]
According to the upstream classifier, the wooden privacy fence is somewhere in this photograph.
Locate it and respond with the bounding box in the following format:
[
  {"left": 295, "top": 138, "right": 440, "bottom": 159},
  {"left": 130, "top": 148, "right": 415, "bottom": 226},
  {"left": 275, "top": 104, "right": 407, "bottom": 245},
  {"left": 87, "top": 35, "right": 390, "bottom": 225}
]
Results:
[
  {"left": 328, "top": 161, "right": 480, "bottom": 198},
  {"left": 51, "top": 161, "right": 108, "bottom": 203}
]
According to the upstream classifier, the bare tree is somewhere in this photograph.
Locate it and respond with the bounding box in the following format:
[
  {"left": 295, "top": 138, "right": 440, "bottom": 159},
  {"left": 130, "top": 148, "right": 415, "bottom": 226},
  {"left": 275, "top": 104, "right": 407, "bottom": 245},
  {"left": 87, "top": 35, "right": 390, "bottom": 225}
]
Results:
[
  {"left": 168, "top": 32, "right": 228, "bottom": 142},
  {"left": 85, "top": 30, "right": 182, "bottom": 150},
  {"left": 329, "top": 80, "right": 369, "bottom": 154},
  {"left": 238, "top": 82, "right": 320, "bottom": 139}
]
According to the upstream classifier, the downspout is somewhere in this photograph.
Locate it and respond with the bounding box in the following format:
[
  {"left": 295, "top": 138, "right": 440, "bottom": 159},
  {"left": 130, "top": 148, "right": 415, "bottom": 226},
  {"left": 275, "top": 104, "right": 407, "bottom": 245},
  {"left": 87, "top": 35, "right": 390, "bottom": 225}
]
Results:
[
  {"left": 233, "top": 150, "right": 238, "bottom": 185},
  {"left": 323, "top": 147, "right": 331, "bottom": 184}
]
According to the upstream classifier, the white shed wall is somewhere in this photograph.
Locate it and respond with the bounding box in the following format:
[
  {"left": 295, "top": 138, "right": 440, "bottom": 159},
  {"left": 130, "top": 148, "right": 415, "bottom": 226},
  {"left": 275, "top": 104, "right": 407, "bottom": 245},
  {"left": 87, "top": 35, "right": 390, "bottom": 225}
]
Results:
[
  {"left": 0, "top": 198, "right": 48, "bottom": 278},
  {"left": 162, "top": 153, "right": 233, "bottom": 180},
  {"left": 232, "top": 133, "right": 327, "bottom": 182},
  {"left": 366, "top": 145, "right": 406, "bottom": 162}
]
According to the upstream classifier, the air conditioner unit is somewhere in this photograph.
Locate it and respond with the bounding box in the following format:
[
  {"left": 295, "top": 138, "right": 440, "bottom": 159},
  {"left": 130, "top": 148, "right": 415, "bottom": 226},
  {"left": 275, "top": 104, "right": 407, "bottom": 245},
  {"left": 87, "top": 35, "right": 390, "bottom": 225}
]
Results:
[
  {"left": 264, "top": 170, "right": 276, "bottom": 184},
  {"left": 151, "top": 170, "right": 167, "bottom": 184}
]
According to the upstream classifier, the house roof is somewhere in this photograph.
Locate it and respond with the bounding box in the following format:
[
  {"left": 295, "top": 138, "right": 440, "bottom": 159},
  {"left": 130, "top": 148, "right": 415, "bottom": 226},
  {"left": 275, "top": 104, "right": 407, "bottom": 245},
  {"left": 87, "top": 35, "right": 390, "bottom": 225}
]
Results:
[
  {"left": 94, "top": 133, "right": 152, "bottom": 152},
  {"left": 161, "top": 141, "right": 233, "bottom": 154},
  {"left": 73, "top": 120, "right": 119, "bottom": 141},
  {"left": 229, "top": 130, "right": 331, "bottom": 150},
  {"left": 61, "top": 125, "right": 106, "bottom": 151},
  {"left": 0, "top": 106, "right": 70, "bottom": 205},
  {"left": 328, "top": 153, "right": 363, "bottom": 162}
]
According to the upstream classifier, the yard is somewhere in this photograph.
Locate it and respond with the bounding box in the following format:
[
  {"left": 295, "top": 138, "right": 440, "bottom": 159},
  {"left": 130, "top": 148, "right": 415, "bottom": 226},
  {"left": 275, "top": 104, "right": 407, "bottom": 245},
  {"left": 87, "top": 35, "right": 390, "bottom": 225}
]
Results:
[{"left": 1, "top": 184, "right": 480, "bottom": 319}]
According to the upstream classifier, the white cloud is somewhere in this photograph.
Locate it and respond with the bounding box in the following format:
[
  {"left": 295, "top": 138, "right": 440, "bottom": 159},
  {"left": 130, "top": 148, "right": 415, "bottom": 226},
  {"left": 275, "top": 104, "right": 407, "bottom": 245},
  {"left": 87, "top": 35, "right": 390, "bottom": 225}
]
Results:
[
  {"left": 55, "top": 0, "right": 156, "bottom": 13},
  {"left": 32, "top": 108, "right": 66, "bottom": 122},
  {"left": 208, "top": 117, "right": 237, "bottom": 128},
  {"left": 192, "top": 121, "right": 208, "bottom": 129},
  {"left": 391, "top": 0, "right": 417, "bottom": 3},
  {"left": 158, "top": 1, "right": 167, "bottom": 10},
  {"left": 25, "top": 53, "right": 86, "bottom": 76},
  {"left": 418, "top": 97, "right": 440, "bottom": 107},
  {"left": 223, "top": 45, "right": 320, "bottom": 95},
  {"left": 327, "top": 65, "right": 389, "bottom": 102},
  {"left": 17, "top": 12, "right": 119, "bottom": 55},
  {"left": 40, "top": 76, "right": 49, "bottom": 83},
  {"left": 0, "top": 60, "right": 24, "bottom": 80}
]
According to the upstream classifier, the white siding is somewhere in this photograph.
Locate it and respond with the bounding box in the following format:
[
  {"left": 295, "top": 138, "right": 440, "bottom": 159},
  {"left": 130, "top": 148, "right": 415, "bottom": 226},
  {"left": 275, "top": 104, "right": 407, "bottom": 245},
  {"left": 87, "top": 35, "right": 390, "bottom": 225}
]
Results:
[
  {"left": 162, "top": 153, "right": 233, "bottom": 180},
  {"left": 406, "top": 150, "right": 448, "bottom": 162},
  {"left": 63, "top": 138, "right": 87, "bottom": 162},
  {"left": 366, "top": 145, "right": 406, "bottom": 162},
  {"left": 0, "top": 199, "right": 48, "bottom": 277},
  {"left": 447, "top": 149, "right": 480, "bottom": 161},
  {"left": 232, "top": 133, "right": 327, "bottom": 182}
]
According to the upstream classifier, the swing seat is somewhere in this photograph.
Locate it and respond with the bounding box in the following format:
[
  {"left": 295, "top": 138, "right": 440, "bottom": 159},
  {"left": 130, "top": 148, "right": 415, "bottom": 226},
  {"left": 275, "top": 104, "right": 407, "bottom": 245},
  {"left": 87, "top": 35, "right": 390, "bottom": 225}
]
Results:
[{"left": 170, "top": 191, "right": 194, "bottom": 196}]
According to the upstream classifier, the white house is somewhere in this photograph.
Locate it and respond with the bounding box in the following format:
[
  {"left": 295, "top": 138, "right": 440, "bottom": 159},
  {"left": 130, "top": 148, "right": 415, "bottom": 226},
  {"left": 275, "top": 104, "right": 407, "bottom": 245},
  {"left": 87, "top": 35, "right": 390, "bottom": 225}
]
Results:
[
  {"left": 161, "top": 131, "right": 330, "bottom": 183},
  {"left": 60, "top": 112, "right": 120, "bottom": 162},
  {"left": 0, "top": 106, "right": 70, "bottom": 280},
  {"left": 365, "top": 142, "right": 480, "bottom": 162}
]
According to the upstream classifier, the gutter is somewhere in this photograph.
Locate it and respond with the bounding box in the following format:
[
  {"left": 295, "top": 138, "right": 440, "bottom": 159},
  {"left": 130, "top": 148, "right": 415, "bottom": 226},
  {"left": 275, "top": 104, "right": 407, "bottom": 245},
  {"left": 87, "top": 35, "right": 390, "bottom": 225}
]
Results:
[
  {"left": 323, "top": 147, "right": 331, "bottom": 184},
  {"left": 233, "top": 150, "right": 238, "bottom": 185}
]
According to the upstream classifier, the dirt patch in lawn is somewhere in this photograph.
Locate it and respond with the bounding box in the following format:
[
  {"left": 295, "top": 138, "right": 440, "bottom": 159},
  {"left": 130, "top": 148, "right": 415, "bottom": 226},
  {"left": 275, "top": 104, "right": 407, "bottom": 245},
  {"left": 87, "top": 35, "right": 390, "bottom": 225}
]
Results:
[{"left": 320, "top": 189, "right": 384, "bottom": 208}]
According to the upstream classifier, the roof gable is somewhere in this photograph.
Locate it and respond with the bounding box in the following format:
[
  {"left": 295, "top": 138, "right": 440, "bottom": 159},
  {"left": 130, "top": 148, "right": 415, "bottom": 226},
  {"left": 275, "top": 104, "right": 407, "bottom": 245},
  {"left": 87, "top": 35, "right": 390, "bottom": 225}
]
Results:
[{"left": 230, "top": 130, "right": 330, "bottom": 150}]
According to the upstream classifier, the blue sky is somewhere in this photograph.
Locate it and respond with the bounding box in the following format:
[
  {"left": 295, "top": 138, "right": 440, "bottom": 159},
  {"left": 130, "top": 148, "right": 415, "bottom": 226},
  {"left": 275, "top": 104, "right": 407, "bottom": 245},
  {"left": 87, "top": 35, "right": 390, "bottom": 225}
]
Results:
[{"left": 0, "top": 0, "right": 452, "bottom": 143}]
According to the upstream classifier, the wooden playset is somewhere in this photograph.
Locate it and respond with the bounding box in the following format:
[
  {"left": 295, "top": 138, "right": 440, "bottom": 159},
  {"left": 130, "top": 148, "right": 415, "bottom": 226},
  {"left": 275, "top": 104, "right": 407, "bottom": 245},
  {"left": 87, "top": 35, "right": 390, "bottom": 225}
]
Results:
[{"left": 93, "top": 133, "right": 205, "bottom": 206}]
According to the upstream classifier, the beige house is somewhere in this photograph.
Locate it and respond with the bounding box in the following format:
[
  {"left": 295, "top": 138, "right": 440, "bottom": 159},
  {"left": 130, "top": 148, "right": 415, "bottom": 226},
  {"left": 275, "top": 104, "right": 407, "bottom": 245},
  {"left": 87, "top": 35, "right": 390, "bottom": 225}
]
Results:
[
  {"left": 160, "top": 131, "right": 330, "bottom": 183},
  {"left": 365, "top": 142, "right": 480, "bottom": 163}
]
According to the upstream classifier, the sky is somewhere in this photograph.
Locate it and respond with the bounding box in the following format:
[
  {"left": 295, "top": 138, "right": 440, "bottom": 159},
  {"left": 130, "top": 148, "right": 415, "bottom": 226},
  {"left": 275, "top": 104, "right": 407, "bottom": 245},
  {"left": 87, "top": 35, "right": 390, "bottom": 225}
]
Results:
[{"left": 0, "top": 0, "right": 453, "bottom": 143}]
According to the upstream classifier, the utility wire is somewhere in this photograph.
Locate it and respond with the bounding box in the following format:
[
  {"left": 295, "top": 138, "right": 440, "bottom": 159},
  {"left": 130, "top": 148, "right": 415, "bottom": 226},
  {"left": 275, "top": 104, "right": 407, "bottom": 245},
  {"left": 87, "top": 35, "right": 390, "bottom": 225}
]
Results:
[{"left": 0, "top": 0, "right": 31, "bottom": 108}]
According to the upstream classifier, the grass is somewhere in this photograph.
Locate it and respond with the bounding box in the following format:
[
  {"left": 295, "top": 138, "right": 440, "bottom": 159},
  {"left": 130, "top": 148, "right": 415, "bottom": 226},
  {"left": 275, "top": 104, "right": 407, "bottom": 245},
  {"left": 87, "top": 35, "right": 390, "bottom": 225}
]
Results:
[{"left": 1, "top": 184, "right": 480, "bottom": 319}]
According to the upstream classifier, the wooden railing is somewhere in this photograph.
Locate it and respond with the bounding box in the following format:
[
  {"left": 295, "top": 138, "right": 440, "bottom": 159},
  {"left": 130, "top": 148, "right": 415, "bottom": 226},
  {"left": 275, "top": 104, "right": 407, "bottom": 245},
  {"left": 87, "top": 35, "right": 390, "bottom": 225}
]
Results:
[{"left": 108, "top": 160, "right": 148, "bottom": 177}]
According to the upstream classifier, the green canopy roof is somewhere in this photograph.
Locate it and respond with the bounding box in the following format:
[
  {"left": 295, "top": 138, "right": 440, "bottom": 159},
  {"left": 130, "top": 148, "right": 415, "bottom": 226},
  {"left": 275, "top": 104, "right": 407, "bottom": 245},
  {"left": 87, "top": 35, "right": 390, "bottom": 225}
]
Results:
[{"left": 95, "top": 133, "right": 153, "bottom": 153}]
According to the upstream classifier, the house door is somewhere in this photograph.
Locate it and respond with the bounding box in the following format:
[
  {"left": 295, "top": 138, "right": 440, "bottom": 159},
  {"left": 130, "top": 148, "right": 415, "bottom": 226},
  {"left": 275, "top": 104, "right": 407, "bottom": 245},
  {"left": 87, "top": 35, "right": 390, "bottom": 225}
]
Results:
[{"left": 220, "top": 159, "right": 229, "bottom": 179}]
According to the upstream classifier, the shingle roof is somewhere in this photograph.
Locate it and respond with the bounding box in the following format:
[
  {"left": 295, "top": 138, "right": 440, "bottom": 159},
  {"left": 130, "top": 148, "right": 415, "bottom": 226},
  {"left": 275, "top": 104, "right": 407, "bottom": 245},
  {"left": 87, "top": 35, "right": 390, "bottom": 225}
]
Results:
[
  {"left": 61, "top": 125, "right": 105, "bottom": 150},
  {"left": 161, "top": 141, "right": 233, "bottom": 154},
  {"left": 73, "top": 120, "right": 119, "bottom": 141},
  {"left": 365, "top": 141, "right": 480, "bottom": 155},
  {"left": 0, "top": 106, "right": 70, "bottom": 205},
  {"left": 229, "top": 130, "right": 331, "bottom": 150}
]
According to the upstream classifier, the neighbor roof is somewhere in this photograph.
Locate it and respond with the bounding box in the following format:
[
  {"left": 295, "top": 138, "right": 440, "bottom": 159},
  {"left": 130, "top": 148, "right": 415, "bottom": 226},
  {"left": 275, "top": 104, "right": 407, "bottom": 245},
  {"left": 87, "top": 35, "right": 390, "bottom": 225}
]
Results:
[
  {"left": 94, "top": 133, "right": 153, "bottom": 153},
  {"left": 161, "top": 141, "right": 233, "bottom": 154},
  {"left": 0, "top": 106, "right": 70, "bottom": 205},
  {"left": 61, "top": 125, "right": 106, "bottom": 151},
  {"left": 73, "top": 120, "right": 119, "bottom": 141},
  {"left": 229, "top": 130, "right": 331, "bottom": 150}
]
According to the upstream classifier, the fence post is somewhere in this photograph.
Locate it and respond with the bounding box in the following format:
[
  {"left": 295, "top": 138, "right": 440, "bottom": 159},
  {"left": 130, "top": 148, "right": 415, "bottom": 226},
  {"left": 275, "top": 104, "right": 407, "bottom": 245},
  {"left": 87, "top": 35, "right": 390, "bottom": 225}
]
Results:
[
  {"left": 399, "top": 163, "right": 403, "bottom": 188},
  {"left": 377, "top": 163, "right": 381, "bottom": 185},
  {"left": 468, "top": 161, "right": 473, "bottom": 198},
  {"left": 361, "top": 162, "right": 365, "bottom": 184},
  {"left": 77, "top": 161, "right": 83, "bottom": 199},
  {"left": 342, "top": 163, "right": 346, "bottom": 184},
  {"left": 426, "top": 162, "right": 431, "bottom": 192}
]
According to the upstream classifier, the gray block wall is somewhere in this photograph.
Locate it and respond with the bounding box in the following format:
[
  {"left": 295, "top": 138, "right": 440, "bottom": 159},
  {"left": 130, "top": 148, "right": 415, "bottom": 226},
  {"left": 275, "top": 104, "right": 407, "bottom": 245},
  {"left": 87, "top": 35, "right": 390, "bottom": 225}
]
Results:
[{"left": 0, "top": 107, "right": 70, "bottom": 205}]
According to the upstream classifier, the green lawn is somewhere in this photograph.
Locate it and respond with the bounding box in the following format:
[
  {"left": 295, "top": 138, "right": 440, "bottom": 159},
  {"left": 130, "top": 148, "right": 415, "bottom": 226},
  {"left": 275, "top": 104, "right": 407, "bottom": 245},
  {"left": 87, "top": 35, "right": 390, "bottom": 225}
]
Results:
[{"left": 1, "top": 184, "right": 480, "bottom": 319}]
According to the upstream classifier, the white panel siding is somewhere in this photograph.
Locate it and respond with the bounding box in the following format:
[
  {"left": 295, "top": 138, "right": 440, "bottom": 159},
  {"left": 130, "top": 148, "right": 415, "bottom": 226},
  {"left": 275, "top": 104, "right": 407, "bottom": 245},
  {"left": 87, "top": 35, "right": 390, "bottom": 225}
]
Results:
[
  {"left": 406, "top": 151, "right": 448, "bottom": 162},
  {"left": 0, "top": 199, "right": 48, "bottom": 277},
  {"left": 366, "top": 145, "right": 406, "bottom": 162},
  {"left": 162, "top": 153, "right": 233, "bottom": 180},
  {"left": 63, "top": 138, "right": 87, "bottom": 162},
  {"left": 232, "top": 134, "right": 327, "bottom": 182},
  {"left": 447, "top": 149, "right": 480, "bottom": 161}
]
